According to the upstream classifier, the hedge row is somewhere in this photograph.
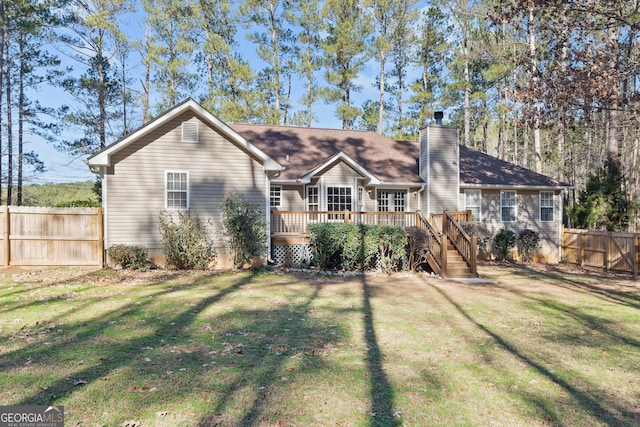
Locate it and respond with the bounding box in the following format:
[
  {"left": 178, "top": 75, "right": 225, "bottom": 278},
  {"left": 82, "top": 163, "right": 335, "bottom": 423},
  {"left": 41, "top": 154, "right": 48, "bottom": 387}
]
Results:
[{"left": 308, "top": 223, "right": 407, "bottom": 272}]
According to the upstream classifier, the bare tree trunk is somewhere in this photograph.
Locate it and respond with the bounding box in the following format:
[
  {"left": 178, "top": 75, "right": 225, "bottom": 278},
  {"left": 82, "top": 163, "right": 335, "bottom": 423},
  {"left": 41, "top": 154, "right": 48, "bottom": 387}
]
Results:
[
  {"left": 528, "top": 1, "right": 542, "bottom": 173},
  {"left": 18, "top": 36, "right": 24, "bottom": 206},
  {"left": 5, "top": 31, "right": 12, "bottom": 206},
  {"left": 0, "top": 0, "right": 5, "bottom": 205}
]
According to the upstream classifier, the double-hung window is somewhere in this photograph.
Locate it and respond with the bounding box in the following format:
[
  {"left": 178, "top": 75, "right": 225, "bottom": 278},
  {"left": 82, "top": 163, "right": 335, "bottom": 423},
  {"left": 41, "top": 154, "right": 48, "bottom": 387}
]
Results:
[
  {"left": 166, "top": 171, "right": 189, "bottom": 210},
  {"left": 465, "top": 190, "right": 481, "bottom": 221},
  {"left": 540, "top": 191, "right": 554, "bottom": 222},
  {"left": 307, "top": 186, "right": 319, "bottom": 221},
  {"left": 501, "top": 191, "right": 517, "bottom": 222},
  {"left": 270, "top": 186, "right": 282, "bottom": 208}
]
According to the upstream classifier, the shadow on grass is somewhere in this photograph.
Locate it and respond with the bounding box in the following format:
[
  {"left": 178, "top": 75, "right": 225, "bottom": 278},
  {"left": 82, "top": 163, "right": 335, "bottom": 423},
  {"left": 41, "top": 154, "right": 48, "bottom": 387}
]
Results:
[
  {"left": 196, "top": 280, "right": 348, "bottom": 425},
  {"left": 5, "top": 271, "right": 258, "bottom": 408},
  {"left": 360, "top": 276, "right": 401, "bottom": 427},
  {"left": 504, "top": 263, "right": 640, "bottom": 310},
  {"left": 430, "top": 282, "right": 637, "bottom": 427}
]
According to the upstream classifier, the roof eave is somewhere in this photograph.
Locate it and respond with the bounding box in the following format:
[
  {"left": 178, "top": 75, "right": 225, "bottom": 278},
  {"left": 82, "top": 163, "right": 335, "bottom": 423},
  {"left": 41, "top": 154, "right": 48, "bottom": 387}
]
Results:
[{"left": 460, "top": 182, "right": 572, "bottom": 191}]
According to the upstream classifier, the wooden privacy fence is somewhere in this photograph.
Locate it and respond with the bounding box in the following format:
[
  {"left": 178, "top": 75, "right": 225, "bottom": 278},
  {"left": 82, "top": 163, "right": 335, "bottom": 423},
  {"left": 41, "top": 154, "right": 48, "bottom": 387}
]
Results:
[
  {"left": 562, "top": 228, "right": 640, "bottom": 276},
  {"left": 0, "top": 206, "right": 104, "bottom": 267}
]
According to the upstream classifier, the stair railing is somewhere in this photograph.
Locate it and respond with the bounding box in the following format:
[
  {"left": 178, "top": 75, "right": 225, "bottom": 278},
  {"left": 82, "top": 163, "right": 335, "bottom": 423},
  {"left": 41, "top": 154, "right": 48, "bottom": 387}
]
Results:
[
  {"left": 416, "top": 212, "right": 445, "bottom": 275},
  {"left": 442, "top": 211, "right": 477, "bottom": 276}
]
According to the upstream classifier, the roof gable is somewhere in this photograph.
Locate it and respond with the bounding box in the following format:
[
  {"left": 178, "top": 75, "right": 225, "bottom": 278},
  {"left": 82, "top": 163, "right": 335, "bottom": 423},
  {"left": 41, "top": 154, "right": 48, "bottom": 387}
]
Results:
[
  {"left": 229, "top": 124, "right": 422, "bottom": 183},
  {"left": 87, "top": 99, "right": 283, "bottom": 172}
]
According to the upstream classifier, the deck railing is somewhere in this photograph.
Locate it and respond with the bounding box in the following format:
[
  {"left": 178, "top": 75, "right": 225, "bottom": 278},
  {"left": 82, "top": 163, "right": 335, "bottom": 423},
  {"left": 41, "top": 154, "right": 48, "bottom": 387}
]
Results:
[{"left": 270, "top": 211, "right": 422, "bottom": 234}]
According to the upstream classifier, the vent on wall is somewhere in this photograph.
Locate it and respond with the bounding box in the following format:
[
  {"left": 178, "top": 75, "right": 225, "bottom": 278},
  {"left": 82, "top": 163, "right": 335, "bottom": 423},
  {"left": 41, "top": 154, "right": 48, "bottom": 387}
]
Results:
[{"left": 182, "top": 122, "right": 199, "bottom": 143}]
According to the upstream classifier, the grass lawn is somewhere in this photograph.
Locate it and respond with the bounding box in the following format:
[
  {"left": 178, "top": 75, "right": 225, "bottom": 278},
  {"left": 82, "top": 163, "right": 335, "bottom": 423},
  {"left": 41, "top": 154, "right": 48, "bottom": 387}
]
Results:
[{"left": 0, "top": 263, "right": 639, "bottom": 426}]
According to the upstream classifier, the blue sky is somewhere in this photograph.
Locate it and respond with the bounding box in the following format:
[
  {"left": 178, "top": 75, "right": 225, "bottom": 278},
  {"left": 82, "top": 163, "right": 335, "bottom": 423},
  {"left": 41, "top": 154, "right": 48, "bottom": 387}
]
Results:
[{"left": 31, "top": 1, "right": 430, "bottom": 184}]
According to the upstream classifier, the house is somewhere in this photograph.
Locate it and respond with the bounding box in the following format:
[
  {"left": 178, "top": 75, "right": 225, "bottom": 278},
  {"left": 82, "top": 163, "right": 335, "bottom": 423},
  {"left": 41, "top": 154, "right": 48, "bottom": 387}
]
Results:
[{"left": 87, "top": 98, "right": 569, "bottom": 275}]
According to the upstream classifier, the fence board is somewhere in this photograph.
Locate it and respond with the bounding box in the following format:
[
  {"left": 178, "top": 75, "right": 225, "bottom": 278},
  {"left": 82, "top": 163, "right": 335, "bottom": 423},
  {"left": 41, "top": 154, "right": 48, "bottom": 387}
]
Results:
[
  {"left": 562, "top": 228, "right": 639, "bottom": 276},
  {"left": 0, "top": 207, "right": 103, "bottom": 267}
]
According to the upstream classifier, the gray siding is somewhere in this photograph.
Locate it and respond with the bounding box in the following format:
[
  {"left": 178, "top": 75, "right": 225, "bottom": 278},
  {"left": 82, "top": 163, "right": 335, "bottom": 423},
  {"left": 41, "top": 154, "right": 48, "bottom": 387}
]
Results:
[
  {"left": 460, "top": 188, "right": 563, "bottom": 262},
  {"left": 420, "top": 126, "right": 460, "bottom": 214},
  {"left": 105, "top": 111, "right": 266, "bottom": 253}
]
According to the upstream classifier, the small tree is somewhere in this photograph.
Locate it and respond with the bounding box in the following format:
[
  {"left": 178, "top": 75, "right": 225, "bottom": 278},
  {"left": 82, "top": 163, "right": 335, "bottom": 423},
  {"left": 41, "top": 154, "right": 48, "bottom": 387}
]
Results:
[
  {"left": 494, "top": 228, "right": 516, "bottom": 260},
  {"left": 568, "top": 156, "right": 638, "bottom": 231},
  {"left": 158, "top": 210, "right": 216, "bottom": 269},
  {"left": 220, "top": 193, "right": 267, "bottom": 269},
  {"left": 517, "top": 229, "right": 540, "bottom": 262}
]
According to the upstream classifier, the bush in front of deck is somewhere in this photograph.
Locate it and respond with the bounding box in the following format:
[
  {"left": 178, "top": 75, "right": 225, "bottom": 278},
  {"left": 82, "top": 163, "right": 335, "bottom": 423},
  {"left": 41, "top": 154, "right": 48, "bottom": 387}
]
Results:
[{"left": 308, "top": 223, "right": 407, "bottom": 272}]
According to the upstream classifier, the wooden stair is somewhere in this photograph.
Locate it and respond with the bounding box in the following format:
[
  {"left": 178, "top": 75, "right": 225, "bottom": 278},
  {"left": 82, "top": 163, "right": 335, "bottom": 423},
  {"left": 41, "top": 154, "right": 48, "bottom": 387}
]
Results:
[{"left": 444, "top": 242, "right": 477, "bottom": 279}]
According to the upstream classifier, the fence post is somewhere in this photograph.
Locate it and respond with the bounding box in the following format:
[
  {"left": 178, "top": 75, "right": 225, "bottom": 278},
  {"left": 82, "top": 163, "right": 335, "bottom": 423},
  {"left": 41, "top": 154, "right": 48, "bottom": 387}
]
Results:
[
  {"left": 633, "top": 234, "right": 640, "bottom": 277},
  {"left": 604, "top": 232, "right": 610, "bottom": 271},
  {"left": 3, "top": 206, "right": 9, "bottom": 267},
  {"left": 98, "top": 207, "right": 105, "bottom": 268}
]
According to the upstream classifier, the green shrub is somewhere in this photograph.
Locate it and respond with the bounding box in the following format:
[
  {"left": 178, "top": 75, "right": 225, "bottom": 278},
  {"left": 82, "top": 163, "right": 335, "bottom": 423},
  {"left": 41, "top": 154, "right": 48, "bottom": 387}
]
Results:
[
  {"left": 308, "top": 223, "right": 406, "bottom": 272},
  {"left": 517, "top": 229, "right": 540, "bottom": 262},
  {"left": 377, "top": 225, "right": 407, "bottom": 272},
  {"left": 158, "top": 210, "right": 216, "bottom": 270},
  {"left": 54, "top": 199, "right": 101, "bottom": 207},
  {"left": 107, "top": 244, "right": 151, "bottom": 271},
  {"left": 494, "top": 228, "right": 516, "bottom": 260},
  {"left": 219, "top": 193, "right": 267, "bottom": 269},
  {"left": 461, "top": 222, "right": 493, "bottom": 261}
]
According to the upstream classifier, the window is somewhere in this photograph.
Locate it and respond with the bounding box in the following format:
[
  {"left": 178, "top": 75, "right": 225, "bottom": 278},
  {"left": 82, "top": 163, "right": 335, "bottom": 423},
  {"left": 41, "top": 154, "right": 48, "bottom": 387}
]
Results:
[
  {"left": 465, "top": 190, "right": 481, "bottom": 221},
  {"left": 181, "top": 122, "right": 198, "bottom": 143},
  {"left": 327, "top": 186, "right": 352, "bottom": 212},
  {"left": 501, "top": 191, "right": 517, "bottom": 222},
  {"left": 377, "top": 190, "right": 406, "bottom": 212},
  {"left": 270, "top": 186, "right": 282, "bottom": 207},
  {"left": 166, "top": 171, "right": 188, "bottom": 209},
  {"left": 540, "top": 191, "right": 554, "bottom": 222},
  {"left": 307, "top": 186, "right": 319, "bottom": 221},
  {"left": 307, "top": 186, "right": 319, "bottom": 211}
]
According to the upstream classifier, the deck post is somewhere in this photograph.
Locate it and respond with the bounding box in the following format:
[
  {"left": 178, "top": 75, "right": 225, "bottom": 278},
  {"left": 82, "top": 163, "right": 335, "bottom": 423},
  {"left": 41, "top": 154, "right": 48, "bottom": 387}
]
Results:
[{"left": 2, "top": 206, "right": 8, "bottom": 267}]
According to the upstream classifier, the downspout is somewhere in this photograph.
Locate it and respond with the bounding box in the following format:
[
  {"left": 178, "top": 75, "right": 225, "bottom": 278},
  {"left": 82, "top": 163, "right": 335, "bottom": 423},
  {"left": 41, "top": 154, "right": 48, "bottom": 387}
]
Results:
[
  {"left": 417, "top": 184, "right": 426, "bottom": 212},
  {"left": 265, "top": 173, "right": 274, "bottom": 264},
  {"left": 101, "top": 167, "right": 108, "bottom": 267},
  {"left": 558, "top": 189, "right": 565, "bottom": 263}
]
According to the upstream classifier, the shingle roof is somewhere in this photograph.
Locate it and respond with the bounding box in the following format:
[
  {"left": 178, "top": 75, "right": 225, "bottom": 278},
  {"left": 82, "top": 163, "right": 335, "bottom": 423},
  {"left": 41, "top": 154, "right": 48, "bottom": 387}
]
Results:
[
  {"left": 231, "top": 123, "right": 569, "bottom": 189},
  {"left": 229, "top": 124, "right": 422, "bottom": 183},
  {"left": 459, "top": 145, "right": 569, "bottom": 188}
]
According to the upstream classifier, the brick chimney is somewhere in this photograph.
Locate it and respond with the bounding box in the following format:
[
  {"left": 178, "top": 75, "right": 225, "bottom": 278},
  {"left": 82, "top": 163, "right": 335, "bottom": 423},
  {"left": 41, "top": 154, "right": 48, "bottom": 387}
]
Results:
[{"left": 419, "top": 112, "right": 460, "bottom": 214}]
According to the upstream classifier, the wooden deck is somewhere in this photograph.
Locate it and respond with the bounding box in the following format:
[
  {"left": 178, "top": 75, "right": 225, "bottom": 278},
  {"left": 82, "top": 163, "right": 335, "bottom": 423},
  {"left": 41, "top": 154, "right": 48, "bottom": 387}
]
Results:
[{"left": 270, "top": 210, "right": 477, "bottom": 278}]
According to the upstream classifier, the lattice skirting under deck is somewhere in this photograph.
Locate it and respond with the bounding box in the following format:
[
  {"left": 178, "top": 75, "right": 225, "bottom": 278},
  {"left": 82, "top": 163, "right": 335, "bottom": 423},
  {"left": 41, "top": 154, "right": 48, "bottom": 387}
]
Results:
[{"left": 272, "top": 244, "right": 313, "bottom": 267}]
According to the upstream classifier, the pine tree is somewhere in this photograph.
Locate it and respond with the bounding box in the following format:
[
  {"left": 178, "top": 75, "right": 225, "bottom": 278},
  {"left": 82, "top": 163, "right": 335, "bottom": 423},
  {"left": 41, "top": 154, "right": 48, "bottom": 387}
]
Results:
[{"left": 321, "top": 0, "right": 373, "bottom": 130}]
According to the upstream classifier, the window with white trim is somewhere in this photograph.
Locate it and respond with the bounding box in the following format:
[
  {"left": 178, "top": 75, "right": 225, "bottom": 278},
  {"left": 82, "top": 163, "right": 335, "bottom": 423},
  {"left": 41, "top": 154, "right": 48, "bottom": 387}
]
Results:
[
  {"left": 465, "top": 190, "right": 481, "bottom": 221},
  {"left": 540, "top": 191, "right": 554, "bottom": 222},
  {"left": 307, "top": 186, "right": 319, "bottom": 211},
  {"left": 358, "top": 187, "right": 365, "bottom": 211},
  {"left": 181, "top": 122, "right": 198, "bottom": 143},
  {"left": 270, "top": 186, "right": 282, "bottom": 207},
  {"left": 166, "top": 171, "right": 189, "bottom": 209},
  {"left": 327, "top": 186, "right": 352, "bottom": 211},
  {"left": 501, "top": 191, "right": 517, "bottom": 222},
  {"left": 307, "top": 186, "right": 319, "bottom": 221}
]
